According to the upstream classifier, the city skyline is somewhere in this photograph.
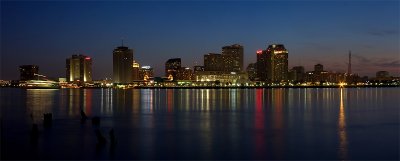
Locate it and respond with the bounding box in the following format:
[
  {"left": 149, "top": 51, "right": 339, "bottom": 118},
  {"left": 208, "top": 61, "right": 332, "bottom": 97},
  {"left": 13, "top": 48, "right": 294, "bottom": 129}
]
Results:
[{"left": 1, "top": 1, "right": 399, "bottom": 80}]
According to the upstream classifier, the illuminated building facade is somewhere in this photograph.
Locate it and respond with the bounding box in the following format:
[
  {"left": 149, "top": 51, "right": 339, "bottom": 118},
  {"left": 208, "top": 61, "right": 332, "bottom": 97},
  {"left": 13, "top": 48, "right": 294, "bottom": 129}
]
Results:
[
  {"left": 267, "top": 44, "right": 288, "bottom": 82},
  {"left": 132, "top": 60, "right": 140, "bottom": 80},
  {"left": 66, "top": 54, "right": 92, "bottom": 83},
  {"left": 222, "top": 44, "right": 244, "bottom": 72},
  {"left": 194, "top": 66, "right": 205, "bottom": 73},
  {"left": 195, "top": 71, "right": 249, "bottom": 84},
  {"left": 113, "top": 46, "right": 133, "bottom": 84},
  {"left": 165, "top": 58, "right": 181, "bottom": 80},
  {"left": 204, "top": 53, "right": 223, "bottom": 71},
  {"left": 139, "top": 66, "right": 154, "bottom": 80},
  {"left": 177, "top": 67, "right": 194, "bottom": 80},
  {"left": 19, "top": 65, "right": 39, "bottom": 81}
]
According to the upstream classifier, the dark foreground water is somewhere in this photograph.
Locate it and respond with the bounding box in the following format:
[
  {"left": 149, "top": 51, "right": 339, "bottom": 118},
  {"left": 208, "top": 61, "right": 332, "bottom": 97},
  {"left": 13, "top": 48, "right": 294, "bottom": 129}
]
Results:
[{"left": 1, "top": 88, "right": 399, "bottom": 160}]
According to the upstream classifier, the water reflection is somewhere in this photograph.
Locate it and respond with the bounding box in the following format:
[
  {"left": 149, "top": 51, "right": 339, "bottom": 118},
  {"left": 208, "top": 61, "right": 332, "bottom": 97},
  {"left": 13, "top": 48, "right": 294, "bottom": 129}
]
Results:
[
  {"left": 254, "top": 89, "right": 266, "bottom": 158},
  {"left": 3, "top": 88, "right": 398, "bottom": 160},
  {"left": 101, "top": 88, "right": 113, "bottom": 116},
  {"left": 140, "top": 89, "right": 154, "bottom": 113},
  {"left": 26, "top": 89, "right": 58, "bottom": 123},
  {"left": 338, "top": 88, "right": 348, "bottom": 160}
]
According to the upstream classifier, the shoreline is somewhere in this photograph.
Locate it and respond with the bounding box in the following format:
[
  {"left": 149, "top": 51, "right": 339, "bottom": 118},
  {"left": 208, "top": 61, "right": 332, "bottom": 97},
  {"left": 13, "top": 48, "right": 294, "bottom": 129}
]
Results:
[{"left": 1, "top": 85, "right": 399, "bottom": 89}]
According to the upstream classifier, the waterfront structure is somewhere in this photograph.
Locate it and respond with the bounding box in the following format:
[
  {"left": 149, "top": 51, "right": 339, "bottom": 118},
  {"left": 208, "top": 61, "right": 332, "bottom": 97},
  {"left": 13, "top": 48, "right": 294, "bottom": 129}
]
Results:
[
  {"left": 132, "top": 60, "right": 140, "bottom": 80},
  {"left": 246, "top": 63, "right": 257, "bottom": 81},
  {"left": 267, "top": 44, "right": 288, "bottom": 82},
  {"left": 204, "top": 53, "right": 223, "bottom": 71},
  {"left": 165, "top": 58, "right": 182, "bottom": 80},
  {"left": 195, "top": 71, "right": 249, "bottom": 84},
  {"left": 113, "top": 46, "right": 133, "bottom": 84},
  {"left": 139, "top": 66, "right": 154, "bottom": 80},
  {"left": 19, "top": 65, "right": 39, "bottom": 81},
  {"left": 66, "top": 54, "right": 92, "bottom": 83},
  {"left": 256, "top": 50, "right": 269, "bottom": 81},
  {"left": 222, "top": 44, "right": 244, "bottom": 72}
]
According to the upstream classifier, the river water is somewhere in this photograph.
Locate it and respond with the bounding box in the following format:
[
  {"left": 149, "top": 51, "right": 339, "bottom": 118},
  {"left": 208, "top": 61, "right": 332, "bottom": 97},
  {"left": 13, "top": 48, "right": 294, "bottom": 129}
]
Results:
[{"left": 1, "top": 88, "right": 399, "bottom": 160}]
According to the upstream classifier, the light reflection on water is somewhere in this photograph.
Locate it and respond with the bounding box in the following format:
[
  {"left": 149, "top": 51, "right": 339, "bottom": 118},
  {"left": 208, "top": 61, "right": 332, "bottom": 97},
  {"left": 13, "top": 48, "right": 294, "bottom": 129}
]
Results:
[
  {"left": 1, "top": 88, "right": 398, "bottom": 160},
  {"left": 338, "top": 88, "right": 348, "bottom": 160}
]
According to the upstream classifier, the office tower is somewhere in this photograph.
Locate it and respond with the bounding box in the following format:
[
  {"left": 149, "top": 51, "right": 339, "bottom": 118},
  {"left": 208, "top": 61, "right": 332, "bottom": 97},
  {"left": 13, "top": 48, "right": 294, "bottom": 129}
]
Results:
[
  {"left": 289, "top": 66, "right": 305, "bottom": 82},
  {"left": 314, "top": 64, "right": 324, "bottom": 74},
  {"left": 132, "top": 60, "right": 140, "bottom": 80},
  {"left": 19, "top": 65, "right": 39, "bottom": 81},
  {"left": 66, "top": 54, "right": 92, "bottom": 83},
  {"left": 256, "top": 50, "right": 269, "bottom": 81},
  {"left": 204, "top": 53, "right": 223, "bottom": 71},
  {"left": 139, "top": 66, "right": 154, "bottom": 80},
  {"left": 113, "top": 46, "right": 133, "bottom": 84},
  {"left": 267, "top": 44, "right": 288, "bottom": 82},
  {"left": 246, "top": 63, "right": 257, "bottom": 81},
  {"left": 222, "top": 44, "right": 244, "bottom": 72},
  {"left": 165, "top": 58, "right": 181, "bottom": 80}
]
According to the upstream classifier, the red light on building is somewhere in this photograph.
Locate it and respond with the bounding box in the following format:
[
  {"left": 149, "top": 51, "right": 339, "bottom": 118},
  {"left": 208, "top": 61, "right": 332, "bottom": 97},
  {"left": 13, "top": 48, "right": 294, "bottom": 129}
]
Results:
[
  {"left": 85, "top": 57, "right": 91, "bottom": 60},
  {"left": 256, "top": 50, "right": 263, "bottom": 54}
]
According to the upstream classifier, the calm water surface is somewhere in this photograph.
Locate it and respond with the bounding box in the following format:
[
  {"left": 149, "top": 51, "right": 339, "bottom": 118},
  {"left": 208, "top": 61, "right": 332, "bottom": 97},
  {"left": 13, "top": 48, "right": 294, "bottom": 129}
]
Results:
[{"left": 1, "top": 88, "right": 399, "bottom": 160}]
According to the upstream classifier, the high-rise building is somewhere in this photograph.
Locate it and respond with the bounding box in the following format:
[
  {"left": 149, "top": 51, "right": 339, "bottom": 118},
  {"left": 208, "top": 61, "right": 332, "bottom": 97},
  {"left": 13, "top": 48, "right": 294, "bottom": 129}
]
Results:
[
  {"left": 256, "top": 50, "right": 269, "bottom": 81},
  {"left": 204, "top": 53, "right": 223, "bottom": 71},
  {"left": 66, "top": 54, "right": 92, "bottom": 83},
  {"left": 139, "top": 66, "right": 154, "bottom": 80},
  {"left": 165, "top": 58, "right": 181, "bottom": 80},
  {"left": 267, "top": 44, "right": 288, "bottom": 82},
  {"left": 132, "top": 60, "right": 140, "bottom": 80},
  {"left": 289, "top": 66, "right": 305, "bottom": 82},
  {"left": 246, "top": 63, "right": 257, "bottom": 81},
  {"left": 19, "top": 65, "right": 39, "bottom": 81},
  {"left": 314, "top": 64, "right": 324, "bottom": 74},
  {"left": 222, "top": 44, "right": 244, "bottom": 72},
  {"left": 113, "top": 46, "right": 133, "bottom": 84}
]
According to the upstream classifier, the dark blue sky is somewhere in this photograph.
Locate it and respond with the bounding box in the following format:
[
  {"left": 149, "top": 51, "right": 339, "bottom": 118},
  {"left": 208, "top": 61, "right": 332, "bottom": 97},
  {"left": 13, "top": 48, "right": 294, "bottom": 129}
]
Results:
[{"left": 1, "top": 0, "right": 399, "bottom": 80}]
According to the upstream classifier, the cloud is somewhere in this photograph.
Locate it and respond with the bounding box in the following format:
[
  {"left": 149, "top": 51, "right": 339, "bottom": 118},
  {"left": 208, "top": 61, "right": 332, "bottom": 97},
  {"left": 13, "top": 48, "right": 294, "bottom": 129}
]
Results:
[
  {"left": 366, "top": 29, "right": 398, "bottom": 37},
  {"left": 352, "top": 54, "right": 371, "bottom": 63},
  {"left": 376, "top": 60, "right": 400, "bottom": 68},
  {"left": 351, "top": 54, "right": 400, "bottom": 76}
]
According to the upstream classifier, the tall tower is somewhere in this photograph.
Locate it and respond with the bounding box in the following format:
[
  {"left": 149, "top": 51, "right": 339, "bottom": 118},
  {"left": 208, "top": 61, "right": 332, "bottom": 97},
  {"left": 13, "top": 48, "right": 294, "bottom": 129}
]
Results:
[
  {"left": 222, "top": 44, "right": 244, "bottom": 72},
  {"left": 132, "top": 60, "right": 140, "bottom": 81},
  {"left": 113, "top": 45, "right": 133, "bottom": 84},
  {"left": 165, "top": 58, "right": 181, "bottom": 79},
  {"left": 267, "top": 44, "right": 288, "bottom": 82},
  {"left": 348, "top": 51, "right": 352, "bottom": 75},
  {"left": 66, "top": 54, "right": 92, "bottom": 83},
  {"left": 256, "top": 49, "right": 268, "bottom": 81}
]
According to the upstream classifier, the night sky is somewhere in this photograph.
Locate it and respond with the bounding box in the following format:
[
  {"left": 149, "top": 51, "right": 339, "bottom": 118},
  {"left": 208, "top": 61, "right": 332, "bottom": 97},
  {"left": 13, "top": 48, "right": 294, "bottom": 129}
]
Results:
[{"left": 1, "top": 0, "right": 399, "bottom": 80}]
